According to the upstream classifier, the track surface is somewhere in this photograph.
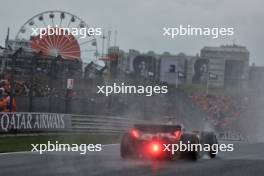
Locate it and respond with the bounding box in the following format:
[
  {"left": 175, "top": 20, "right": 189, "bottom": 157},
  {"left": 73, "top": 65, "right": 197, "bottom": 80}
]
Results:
[{"left": 0, "top": 142, "right": 264, "bottom": 176}]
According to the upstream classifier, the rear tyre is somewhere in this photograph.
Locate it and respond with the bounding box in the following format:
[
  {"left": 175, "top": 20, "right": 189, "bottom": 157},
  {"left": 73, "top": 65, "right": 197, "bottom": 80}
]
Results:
[
  {"left": 120, "top": 133, "right": 136, "bottom": 159},
  {"left": 181, "top": 134, "right": 200, "bottom": 161},
  {"left": 202, "top": 132, "right": 218, "bottom": 158}
]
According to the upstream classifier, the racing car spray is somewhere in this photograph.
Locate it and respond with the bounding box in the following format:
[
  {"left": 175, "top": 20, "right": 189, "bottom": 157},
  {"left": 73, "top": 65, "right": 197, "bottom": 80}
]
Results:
[{"left": 121, "top": 124, "right": 235, "bottom": 160}]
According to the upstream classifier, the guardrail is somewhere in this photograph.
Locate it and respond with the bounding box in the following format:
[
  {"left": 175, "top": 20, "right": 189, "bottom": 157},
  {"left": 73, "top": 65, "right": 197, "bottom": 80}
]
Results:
[
  {"left": 0, "top": 113, "right": 246, "bottom": 141},
  {"left": 217, "top": 132, "right": 246, "bottom": 141},
  {"left": 71, "top": 115, "right": 147, "bottom": 134},
  {"left": 0, "top": 112, "right": 147, "bottom": 135}
]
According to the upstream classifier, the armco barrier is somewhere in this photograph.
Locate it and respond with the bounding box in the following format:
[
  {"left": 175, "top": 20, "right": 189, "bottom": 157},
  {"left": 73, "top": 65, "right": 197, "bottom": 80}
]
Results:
[
  {"left": 71, "top": 114, "right": 146, "bottom": 134},
  {"left": 0, "top": 113, "right": 146, "bottom": 134},
  {"left": 217, "top": 132, "right": 246, "bottom": 141},
  {"left": 0, "top": 113, "right": 245, "bottom": 139},
  {"left": 0, "top": 113, "right": 72, "bottom": 134}
]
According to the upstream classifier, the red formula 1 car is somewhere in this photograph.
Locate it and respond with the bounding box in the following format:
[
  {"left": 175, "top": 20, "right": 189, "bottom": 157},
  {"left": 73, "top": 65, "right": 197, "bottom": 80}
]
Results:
[{"left": 120, "top": 124, "right": 218, "bottom": 160}]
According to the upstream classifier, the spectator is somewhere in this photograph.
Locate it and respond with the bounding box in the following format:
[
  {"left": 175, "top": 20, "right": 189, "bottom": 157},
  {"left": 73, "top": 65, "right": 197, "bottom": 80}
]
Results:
[{"left": 190, "top": 94, "right": 248, "bottom": 132}]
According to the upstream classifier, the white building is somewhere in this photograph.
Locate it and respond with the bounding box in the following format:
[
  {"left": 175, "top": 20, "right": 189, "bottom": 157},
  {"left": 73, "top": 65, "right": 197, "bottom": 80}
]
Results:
[
  {"left": 159, "top": 52, "right": 186, "bottom": 85},
  {"left": 200, "top": 45, "right": 249, "bottom": 88}
]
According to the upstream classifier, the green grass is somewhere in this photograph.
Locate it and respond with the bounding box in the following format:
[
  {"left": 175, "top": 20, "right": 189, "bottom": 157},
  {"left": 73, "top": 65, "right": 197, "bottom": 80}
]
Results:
[{"left": 0, "top": 134, "right": 121, "bottom": 153}]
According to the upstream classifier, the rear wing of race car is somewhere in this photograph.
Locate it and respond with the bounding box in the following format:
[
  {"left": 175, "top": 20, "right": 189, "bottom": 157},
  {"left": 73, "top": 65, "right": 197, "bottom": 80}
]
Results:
[
  {"left": 130, "top": 124, "right": 182, "bottom": 140},
  {"left": 133, "top": 124, "right": 182, "bottom": 133}
]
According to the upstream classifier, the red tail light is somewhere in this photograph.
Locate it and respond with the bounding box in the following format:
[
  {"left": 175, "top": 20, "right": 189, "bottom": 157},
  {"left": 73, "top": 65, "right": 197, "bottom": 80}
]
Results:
[
  {"left": 147, "top": 142, "right": 162, "bottom": 155},
  {"left": 174, "top": 130, "right": 182, "bottom": 140},
  {"left": 152, "top": 143, "right": 160, "bottom": 153},
  {"left": 131, "top": 129, "right": 140, "bottom": 138},
  {"left": 142, "top": 141, "right": 167, "bottom": 158}
]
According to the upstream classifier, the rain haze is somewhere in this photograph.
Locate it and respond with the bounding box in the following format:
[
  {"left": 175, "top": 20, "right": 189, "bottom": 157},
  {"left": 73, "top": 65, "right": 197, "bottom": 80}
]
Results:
[{"left": 1, "top": 1, "right": 264, "bottom": 176}]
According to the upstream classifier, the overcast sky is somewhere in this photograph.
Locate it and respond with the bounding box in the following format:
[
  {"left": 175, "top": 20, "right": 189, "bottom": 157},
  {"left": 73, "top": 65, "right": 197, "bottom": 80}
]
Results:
[{"left": 0, "top": 0, "right": 263, "bottom": 65}]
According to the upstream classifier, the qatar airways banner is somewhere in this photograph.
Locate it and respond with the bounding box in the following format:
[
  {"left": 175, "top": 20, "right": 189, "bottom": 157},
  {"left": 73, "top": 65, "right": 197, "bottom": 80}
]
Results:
[{"left": 0, "top": 113, "right": 72, "bottom": 133}]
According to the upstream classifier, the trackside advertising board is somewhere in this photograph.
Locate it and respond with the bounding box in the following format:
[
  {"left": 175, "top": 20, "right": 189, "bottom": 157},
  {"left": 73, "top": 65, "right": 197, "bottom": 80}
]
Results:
[{"left": 0, "top": 113, "right": 72, "bottom": 133}]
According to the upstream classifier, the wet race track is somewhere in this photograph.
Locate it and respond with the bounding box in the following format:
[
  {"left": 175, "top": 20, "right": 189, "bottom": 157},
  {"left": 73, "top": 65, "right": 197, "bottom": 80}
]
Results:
[{"left": 1, "top": 142, "right": 264, "bottom": 176}]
